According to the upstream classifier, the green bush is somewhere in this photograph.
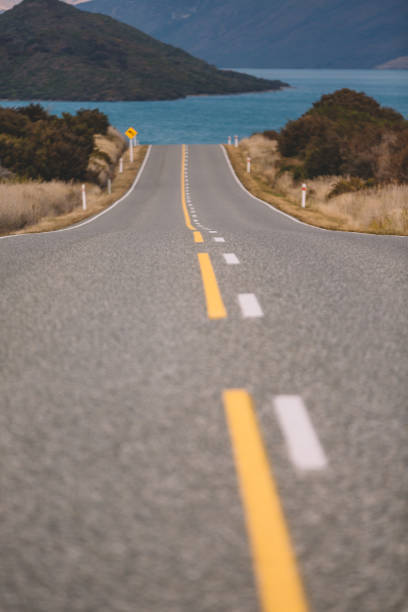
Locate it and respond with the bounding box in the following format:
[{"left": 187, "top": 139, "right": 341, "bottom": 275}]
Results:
[
  {"left": 0, "top": 104, "right": 109, "bottom": 181},
  {"left": 16, "top": 103, "right": 49, "bottom": 123},
  {"left": 277, "top": 89, "right": 408, "bottom": 183}
]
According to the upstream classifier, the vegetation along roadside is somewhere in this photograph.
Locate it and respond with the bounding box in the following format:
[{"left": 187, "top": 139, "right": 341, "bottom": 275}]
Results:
[
  {"left": 0, "top": 104, "right": 147, "bottom": 236},
  {"left": 226, "top": 89, "right": 408, "bottom": 235}
]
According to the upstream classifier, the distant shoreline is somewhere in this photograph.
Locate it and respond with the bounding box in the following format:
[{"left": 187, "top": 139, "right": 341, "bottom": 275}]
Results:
[{"left": 0, "top": 86, "right": 290, "bottom": 104}]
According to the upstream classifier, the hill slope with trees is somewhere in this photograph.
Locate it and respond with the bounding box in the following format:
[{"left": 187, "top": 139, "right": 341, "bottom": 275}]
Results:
[{"left": 0, "top": 0, "right": 286, "bottom": 101}]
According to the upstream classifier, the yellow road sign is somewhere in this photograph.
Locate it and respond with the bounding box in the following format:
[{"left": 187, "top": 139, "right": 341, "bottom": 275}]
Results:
[{"left": 125, "top": 127, "right": 138, "bottom": 139}]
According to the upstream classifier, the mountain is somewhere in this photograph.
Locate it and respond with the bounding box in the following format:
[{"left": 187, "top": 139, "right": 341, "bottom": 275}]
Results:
[
  {"left": 0, "top": 0, "right": 286, "bottom": 101},
  {"left": 77, "top": 0, "right": 408, "bottom": 69},
  {"left": 376, "top": 57, "right": 408, "bottom": 70},
  {"left": 0, "top": 0, "right": 86, "bottom": 8}
]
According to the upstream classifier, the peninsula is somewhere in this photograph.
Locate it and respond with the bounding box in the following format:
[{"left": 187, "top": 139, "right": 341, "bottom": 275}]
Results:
[{"left": 0, "top": 0, "right": 287, "bottom": 101}]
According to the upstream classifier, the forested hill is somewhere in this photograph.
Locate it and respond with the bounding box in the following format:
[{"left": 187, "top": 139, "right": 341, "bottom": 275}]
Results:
[
  {"left": 0, "top": 0, "right": 286, "bottom": 101},
  {"left": 78, "top": 0, "right": 408, "bottom": 69}
]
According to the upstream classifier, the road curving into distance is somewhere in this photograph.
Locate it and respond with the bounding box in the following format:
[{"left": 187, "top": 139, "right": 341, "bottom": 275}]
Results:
[{"left": 1, "top": 144, "right": 407, "bottom": 612}]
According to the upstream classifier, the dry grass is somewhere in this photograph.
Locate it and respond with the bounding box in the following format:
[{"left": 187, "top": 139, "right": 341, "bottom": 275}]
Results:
[
  {"left": 88, "top": 126, "right": 127, "bottom": 186},
  {"left": 0, "top": 143, "right": 148, "bottom": 236},
  {"left": 227, "top": 135, "right": 408, "bottom": 234},
  {"left": 0, "top": 181, "right": 80, "bottom": 233}
]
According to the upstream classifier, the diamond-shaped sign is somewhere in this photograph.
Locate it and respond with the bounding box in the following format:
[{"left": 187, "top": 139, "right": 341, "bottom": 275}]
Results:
[{"left": 125, "top": 127, "right": 138, "bottom": 139}]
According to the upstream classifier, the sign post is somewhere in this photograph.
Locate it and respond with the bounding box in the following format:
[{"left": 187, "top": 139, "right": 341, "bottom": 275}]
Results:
[{"left": 125, "top": 127, "right": 138, "bottom": 163}]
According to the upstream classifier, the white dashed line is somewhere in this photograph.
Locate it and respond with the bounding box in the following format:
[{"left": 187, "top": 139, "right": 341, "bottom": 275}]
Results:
[
  {"left": 273, "top": 396, "right": 328, "bottom": 471},
  {"left": 238, "top": 293, "right": 263, "bottom": 318},
  {"left": 214, "top": 237, "right": 225, "bottom": 242},
  {"left": 223, "top": 253, "right": 240, "bottom": 265},
  {"left": 209, "top": 230, "right": 217, "bottom": 234}
]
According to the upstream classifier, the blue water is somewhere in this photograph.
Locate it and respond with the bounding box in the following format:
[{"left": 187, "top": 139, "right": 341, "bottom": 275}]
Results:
[{"left": 1, "top": 69, "right": 407, "bottom": 144}]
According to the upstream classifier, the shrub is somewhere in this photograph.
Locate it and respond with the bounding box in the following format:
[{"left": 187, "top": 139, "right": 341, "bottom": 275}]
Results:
[
  {"left": 75, "top": 109, "right": 109, "bottom": 135},
  {"left": 262, "top": 129, "right": 280, "bottom": 141},
  {"left": 277, "top": 89, "right": 408, "bottom": 183},
  {"left": 0, "top": 104, "right": 110, "bottom": 181},
  {"left": 328, "top": 177, "right": 366, "bottom": 199},
  {"left": 16, "top": 103, "right": 49, "bottom": 122}
]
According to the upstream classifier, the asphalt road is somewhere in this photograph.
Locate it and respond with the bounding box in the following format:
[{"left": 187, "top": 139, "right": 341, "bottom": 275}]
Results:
[{"left": 0, "top": 144, "right": 407, "bottom": 612}]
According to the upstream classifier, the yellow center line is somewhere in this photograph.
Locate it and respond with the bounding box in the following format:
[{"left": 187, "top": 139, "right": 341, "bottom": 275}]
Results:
[
  {"left": 194, "top": 231, "right": 204, "bottom": 243},
  {"left": 223, "top": 389, "right": 309, "bottom": 612},
  {"left": 181, "top": 144, "right": 196, "bottom": 231},
  {"left": 197, "top": 253, "right": 227, "bottom": 319}
]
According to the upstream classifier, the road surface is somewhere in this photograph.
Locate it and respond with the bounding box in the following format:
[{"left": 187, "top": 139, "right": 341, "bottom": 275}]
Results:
[{"left": 1, "top": 144, "right": 407, "bottom": 612}]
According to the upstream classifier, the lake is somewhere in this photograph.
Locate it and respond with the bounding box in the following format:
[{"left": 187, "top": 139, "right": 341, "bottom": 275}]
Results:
[{"left": 1, "top": 69, "right": 407, "bottom": 144}]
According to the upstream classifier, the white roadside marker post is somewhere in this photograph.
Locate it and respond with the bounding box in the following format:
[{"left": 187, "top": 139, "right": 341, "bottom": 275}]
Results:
[
  {"left": 119, "top": 157, "right": 123, "bottom": 173},
  {"left": 81, "top": 184, "right": 87, "bottom": 211},
  {"left": 246, "top": 156, "right": 251, "bottom": 173},
  {"left": 234, "top": 134, "right": 239, "bottom": 148},
  {"left": 228, "top": 135, "right": 232, "bottom": 145},
  {"left": 301, "top": 183, "right": 307, "bottom": 208}
]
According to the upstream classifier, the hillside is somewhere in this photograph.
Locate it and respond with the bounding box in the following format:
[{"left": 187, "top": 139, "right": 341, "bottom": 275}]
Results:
[
  {"left": 376, "top": 56, "right": 408, "bottom": 70},
  {"left": 0, "top": 0, "right": 286, "bottom": 101},
  {"left": 78, "top": 0, "right": 408, "bottom": 69}
]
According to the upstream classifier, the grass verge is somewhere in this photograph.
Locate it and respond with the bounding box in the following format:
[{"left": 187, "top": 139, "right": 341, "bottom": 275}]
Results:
[
  {"left": 226, "top": 135, "right": 408, "bottom": 235},
  {"left": 0, "top": 136, "right": 148, "bottom": 237}
]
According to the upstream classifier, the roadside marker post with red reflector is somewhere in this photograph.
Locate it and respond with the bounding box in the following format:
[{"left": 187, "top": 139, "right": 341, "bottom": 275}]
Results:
[{"left": 301, "top": 183, "right": 307, "bottom": 208}]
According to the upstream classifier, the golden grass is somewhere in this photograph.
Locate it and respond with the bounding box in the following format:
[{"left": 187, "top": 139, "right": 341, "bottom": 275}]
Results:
[
  {"left": 0, "top": 143, "right": 148, "bottom": 236},
  {"left": 0, "top": 181, "right": 80, "bottom": 233},
  {"left": 227, "top": 135, "right": 408, "bottom": 235},
  {"left": 88, "top": 126, "right": 127, "bottom": 186}
]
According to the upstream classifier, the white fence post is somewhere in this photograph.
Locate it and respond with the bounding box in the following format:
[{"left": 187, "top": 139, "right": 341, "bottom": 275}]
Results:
[
  {"left": 81, "top": 184, "right": 87, "bottom": 211},
  {"left": 301, "top": 183, "right": 307, "bottom": 208},
  {"left": 234, "top": 135, "right": 239, "bottom": 148},
  {"left": 246, "top": 157, "right": 251, "bottom": 173}
]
